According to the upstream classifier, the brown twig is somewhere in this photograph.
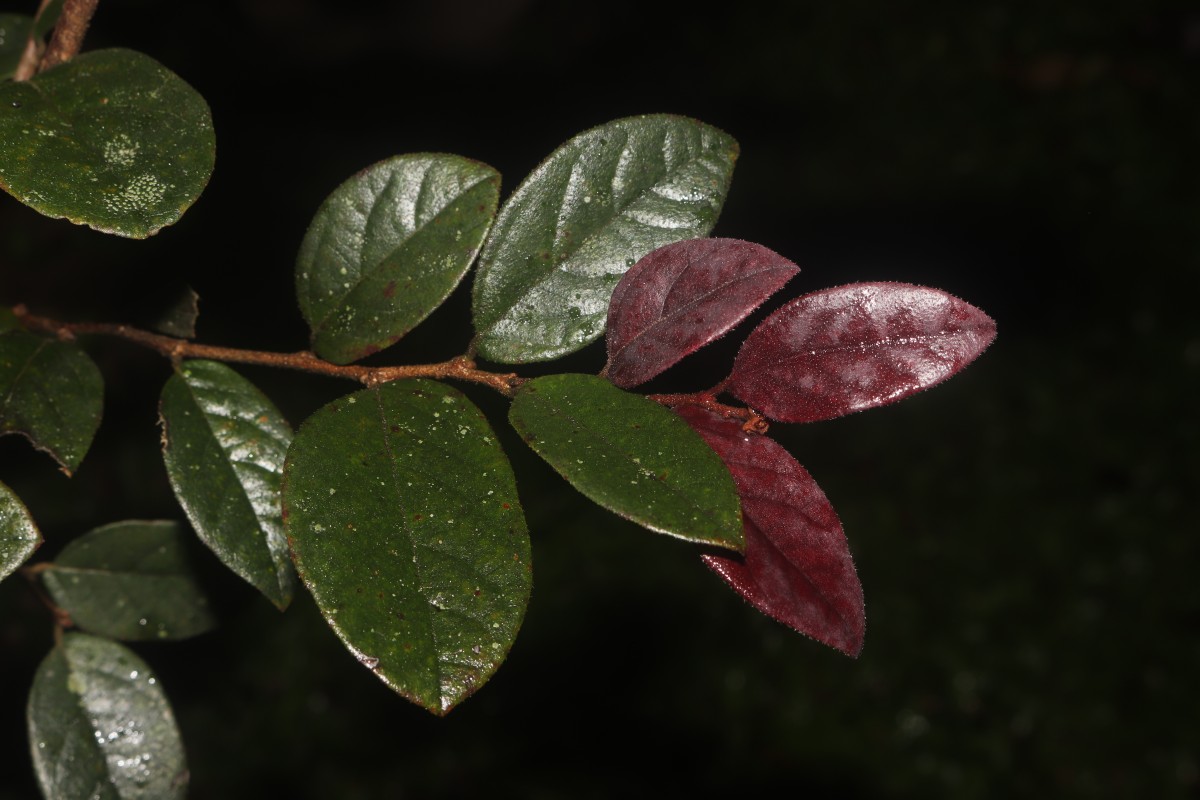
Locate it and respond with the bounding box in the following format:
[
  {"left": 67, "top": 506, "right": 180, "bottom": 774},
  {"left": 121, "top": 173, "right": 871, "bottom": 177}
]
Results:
[
  {"left": 646, "top": 391, "right": 769, "bottom": 434},
  {"left": 37, "top": 0, "right": 99, "bottom": 73}
]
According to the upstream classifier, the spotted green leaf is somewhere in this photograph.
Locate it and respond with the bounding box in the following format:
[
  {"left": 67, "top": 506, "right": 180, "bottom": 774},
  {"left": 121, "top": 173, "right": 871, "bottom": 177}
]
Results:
[
  {"left": 0, "top": 48, "right": 215, "bottom": 238},
  {"left": 0, "top": 330, "right": 103, "bottom": 474},
  {"left": 297, "top": 154, "right": 500, "bottom": 364},
  {"left": 159, "top": 360, "right": 294, "bottom": 609},
  {"left": 472, "top": 114, "right": 738, "bottom": 363},
  {"left": 27, "top": 633, "right": 187, "bottom": 800},
  {"left": 283, "top": 379, "right": 532, "bottom": 715},
  {"left": 509, "top": 374, "right": 743, "bottom": 549},
  {"left": 40, "top": 520, "right": 216, "bottom": 641},
  {"left": 1, "top": 480, "right": 40, "bottom": 582}
]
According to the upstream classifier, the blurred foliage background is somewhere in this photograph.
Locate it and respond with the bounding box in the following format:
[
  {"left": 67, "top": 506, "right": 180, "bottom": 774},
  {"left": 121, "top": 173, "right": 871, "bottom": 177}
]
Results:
[{"left": 2, "top": 0, "right": 1197, "bottom": 797}]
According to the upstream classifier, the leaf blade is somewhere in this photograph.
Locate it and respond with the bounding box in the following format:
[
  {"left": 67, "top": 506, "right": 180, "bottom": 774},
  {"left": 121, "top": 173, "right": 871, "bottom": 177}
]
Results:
[
  {"left": 604, "top": 238, "right": 799, "bottom": 387},
  {"left": 159, "top": 360, "right": 295, "bottom": 609},
  {"left": 678, "top": 406, "right": 865, "bottom": 656},
  {"left": 472, "top": 114, "right": 738, "bottom": 363},
  {"left": 27, "top": 633, "right": 188, "bottom": 800},
  {"left": 727, "top": 282, "right": 997, "bottom": 422},
  {"left": 1, "top": 480, "right": 40, "bottom": 582},
  {"left": 296, "top": 154, "right": 500, "bottom": 364},
  {"left": 41, "top": 520, "right": 216, "bottom": 641},
  {"left": 283, "top": 380, "right": 532, "bottom": 715},
  {"left": 509, "top": 374, "right": 743, "bottom": 549}
]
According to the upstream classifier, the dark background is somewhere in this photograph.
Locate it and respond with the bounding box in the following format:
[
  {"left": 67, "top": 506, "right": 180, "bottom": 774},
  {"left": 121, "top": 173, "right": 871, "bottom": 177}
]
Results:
[{"left": 2, "top": 1, "right": 1197, "bottom": 797}]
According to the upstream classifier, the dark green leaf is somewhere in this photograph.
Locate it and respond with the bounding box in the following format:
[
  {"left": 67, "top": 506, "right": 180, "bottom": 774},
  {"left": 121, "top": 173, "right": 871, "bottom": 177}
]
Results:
[
  {"left": 0, "top": 305, "right": 19, "bottom": 332},
  {"left": 41, "top": 520, "right": 216, "bottom": 641},
  {"left": 297, "top": 154, "right": 500, "bottom": 364},
  {"left": 283, "top": 379, "right": 532, "bottom": 715},
  {"left": 1, "top": 479, "right": 40, "bottom": 582},
  {"left": 0, "top": 14, "right": 33, "bottom": 80},
  {"left": 0, "top": 330, "right": 103, "bottom": 474},
  {"left": 150, "top": 286, "right": 199, "bottom": 339},
  {"left": 0, "top": 48, "right": 215, "bottom": 238},
  {"left": 509, "top": 374, "right": 743, "bottom": 549},
  {"left": 159, "top": 360, "right": 294, "bottom": 609},
  {"left": 27, "top": 633, "right": 187, "bottom": 800},
  {"left": 472, "top": 114, "right": 738, "bottom": 363},
  {"left": 32, "top": 0, "right": 64, "bottom": 39}
]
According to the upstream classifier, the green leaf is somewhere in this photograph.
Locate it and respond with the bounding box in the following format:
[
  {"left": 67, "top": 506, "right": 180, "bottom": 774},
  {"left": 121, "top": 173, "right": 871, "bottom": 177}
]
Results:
[
  {"left": 0, "top": 305, "right": 19, "bottom": 332},
  {"left": 27, "top": 633, "right": 187, "bottom": 800},
  {"left": 283, "top": 379, "right": 532, "bottom": 715},
  {"left": 0, "top": 48, "right": 215, "bottom": 238},
  {"left": 0, "top": 14, "right": 33, "bottom": 81},
  {"left": 40, "top": 520, "right": 216, "bottom": 641},
  {"left": 159, "top": 360, "right": 295, "bottom": 609},
  {"left": 0, "top": 330, "right": 103, "bottom": 474},
  {"left": 509, "top": 374, "right": 743, "bottom": 549},
  {"left": 33, "top": 0, "right": 64, "bottom": 39},
  {"left": 297, "top": 154, "right": 500, "bottom": 364},
  {"left": 1, "top": 479, "right": 40, "bottom": 582},
  {"left": 150, "top": 285, "right": 199, "bottom": 339},
  {"left": 472, "top": 114, "right": 738, "bottom": 363}
]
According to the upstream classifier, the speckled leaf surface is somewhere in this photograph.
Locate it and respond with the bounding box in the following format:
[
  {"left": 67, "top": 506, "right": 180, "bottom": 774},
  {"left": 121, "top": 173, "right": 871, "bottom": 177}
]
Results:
[
  {"left": 0, "top": 14, "right": 32, "bottom": 80},
  {"left": 472, "top": 115, "right": 738, "bottom": 363},
  {"left": 27, "top": 633, "right": 187, "bottom": 800},
  {"left": 297, "top": 154, "right": 500, "bottom": 364},
  {"left": 604, "top": 238, "right": 799, "bottom": 388},
  {"left": 678, "top": 407, "right": 865, "bottom": 656},
  {"left": 283, "top": 379, "right": 532, "bottom": 715},
  {"left": 0, "top": 330, "right": 103, "bottom": 473},
  {"left": 41, "top": 520, "right": 216, "bottom": 641},
  {"left": 1, "top": 479, "right": 40, "bottom": 582},
  {"left": 728, "top": 282, "right": 997, "bottom": 422},
  {"left": 159, "top": 360, "right": 294, "bottom": 609},
  {"left": 509, "top": 374, "right": 743, "bottom": 549},
  {"left": 0, "top": 48, "right": 214, "bottom": 238}
]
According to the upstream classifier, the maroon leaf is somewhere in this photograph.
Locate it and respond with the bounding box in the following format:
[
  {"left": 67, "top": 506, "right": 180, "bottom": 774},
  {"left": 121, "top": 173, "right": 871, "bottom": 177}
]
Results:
[
  {"left": 727, "top": 282, "right": 995, "bottom": 423},
  {"left": 677, "top": 406, "right": 865, "bottom": 657},
  {"left": 603, "top": 238, "right": 799, "bottom": 388}
]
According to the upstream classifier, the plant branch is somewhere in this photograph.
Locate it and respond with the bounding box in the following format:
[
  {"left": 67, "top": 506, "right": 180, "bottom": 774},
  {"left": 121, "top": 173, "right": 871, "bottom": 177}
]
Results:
[
  {"left": 646, "top": 391, "right": 769, "bottom": 433},
  {"left": 38, "top": 0, "right": 99, "bottom": 73}
]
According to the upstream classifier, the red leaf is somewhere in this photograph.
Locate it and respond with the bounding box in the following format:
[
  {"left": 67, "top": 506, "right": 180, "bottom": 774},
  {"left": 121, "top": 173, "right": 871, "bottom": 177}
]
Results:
[
  {"left": 727, "top": 282, "right": 995, "bottom": 423},
  {"left": 603, "top": 238, "right": 799, "bottom": 388},
  {"left": 677, "top": 406, "right": 865, "bottom": 657}
]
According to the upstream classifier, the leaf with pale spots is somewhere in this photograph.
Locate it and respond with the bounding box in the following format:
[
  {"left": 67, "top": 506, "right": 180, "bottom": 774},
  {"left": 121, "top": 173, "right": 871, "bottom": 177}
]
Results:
[
  {"left": 727, "top": 282, "right": 997, "bottom": 422},
  {"left": 27, "top": 633, "right": 187, "bottom": 800},
  {"left": 509, "top": 374, "right": 743, "bottom": 549},
  {"left": 472, "top": 114, "right": 738, "bottom": 363},
  {"left": 297, "top": 154, "right": 500, "bottom": 364},
  {"left": 159, "top": 360, "right": 295, "bottom": 609},
  {"left": 0, "top": 48, "right": 214, "bottom": 238},
  {"left": 40, "top": 520, "right": 216, "bottom": 641},
  {"left": 0, "top": 330, "right": 103, "bottom": 474},
  {"left": 1, "top": 480, "right": 40, "bottom": 582},
  {"left": 282, "top": 379, "right": 532, "bottom": 715}
]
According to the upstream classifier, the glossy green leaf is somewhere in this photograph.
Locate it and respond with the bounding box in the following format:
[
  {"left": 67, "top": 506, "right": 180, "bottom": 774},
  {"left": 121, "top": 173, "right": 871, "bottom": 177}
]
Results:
[
  {"left": 283, "top": 379, "right": 532, "bottom": 715},
  {"left": 0, "top": 14, "right": 33, "bottom": 80},
  {"left": 297, "top": 154, "right": 500, "bottom": 364},
  {"left": 0, "top": 329, "right": 103, "bottom": 474},
  {"left": 27, "top": 633, "right": 187, "bottom": 800},
  {"left": 159, "top": 360, "right": 294, "bottom": 609},
  {"left": 0, "top": 48, "right": 215, "bottom": 238},
  {"left": 472, "top": 114, "right": 738, "bottom": 363},
  {"left": 509, "top": 374, "right": 743, "bottom": 549},
  {"left": 41, "top": 520, "right": 216, "bottom": 641},
  {"left": 1, "top": 479, "right": 40, "bottom": 582}
]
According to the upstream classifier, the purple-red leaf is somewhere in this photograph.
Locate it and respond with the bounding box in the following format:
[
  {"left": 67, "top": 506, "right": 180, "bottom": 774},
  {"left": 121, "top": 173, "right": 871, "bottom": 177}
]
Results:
[
  {"left": 677, "top": 406, "right": 864, "bottom": 657},
  {"left": 603, "top": 239, "right": 799, "bottom": 388},
  {"left": 726, "top": 282, "right": 995, "bottom": 423}
]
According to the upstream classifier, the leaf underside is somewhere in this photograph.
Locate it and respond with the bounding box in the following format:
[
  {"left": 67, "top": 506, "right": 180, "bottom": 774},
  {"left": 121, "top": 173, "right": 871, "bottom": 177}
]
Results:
[
  {"left": 678, "top": 406, "right": 865, "bottom": 656},
  {"left": 0, "top": 479, "right": 40, "bottom": 582},
  {"left": 728, "top": 282, "right": 997, "bottom": 422},
  {"left": 283, "top": 379, "right": 532, "bottom": 715},
  {"left": 41, "top": 520, "right": 217, "bottom": 641},
  {"left": 509, "top": 373, "right": 744, "bottom": 550},
  {"left": 472, "top": 114, "right": 739, "bottom": 363},
  {"left": 297, "top": 154, "right": 500, "bottom": 364},
  {"left": 604, "top": 238, "right": 799, "bottom": 388},
  {"left": 27, "top": 633, "right": 188, "bottom": 800},
  {"left": 0, "top": 48, "right": 215, "bottom": 238},
  {"left": 159, "top": 360, "right": 295, "bottom": 609},
  {"left": 0, "top": 330, "right": 103, "bottom": 474}
]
